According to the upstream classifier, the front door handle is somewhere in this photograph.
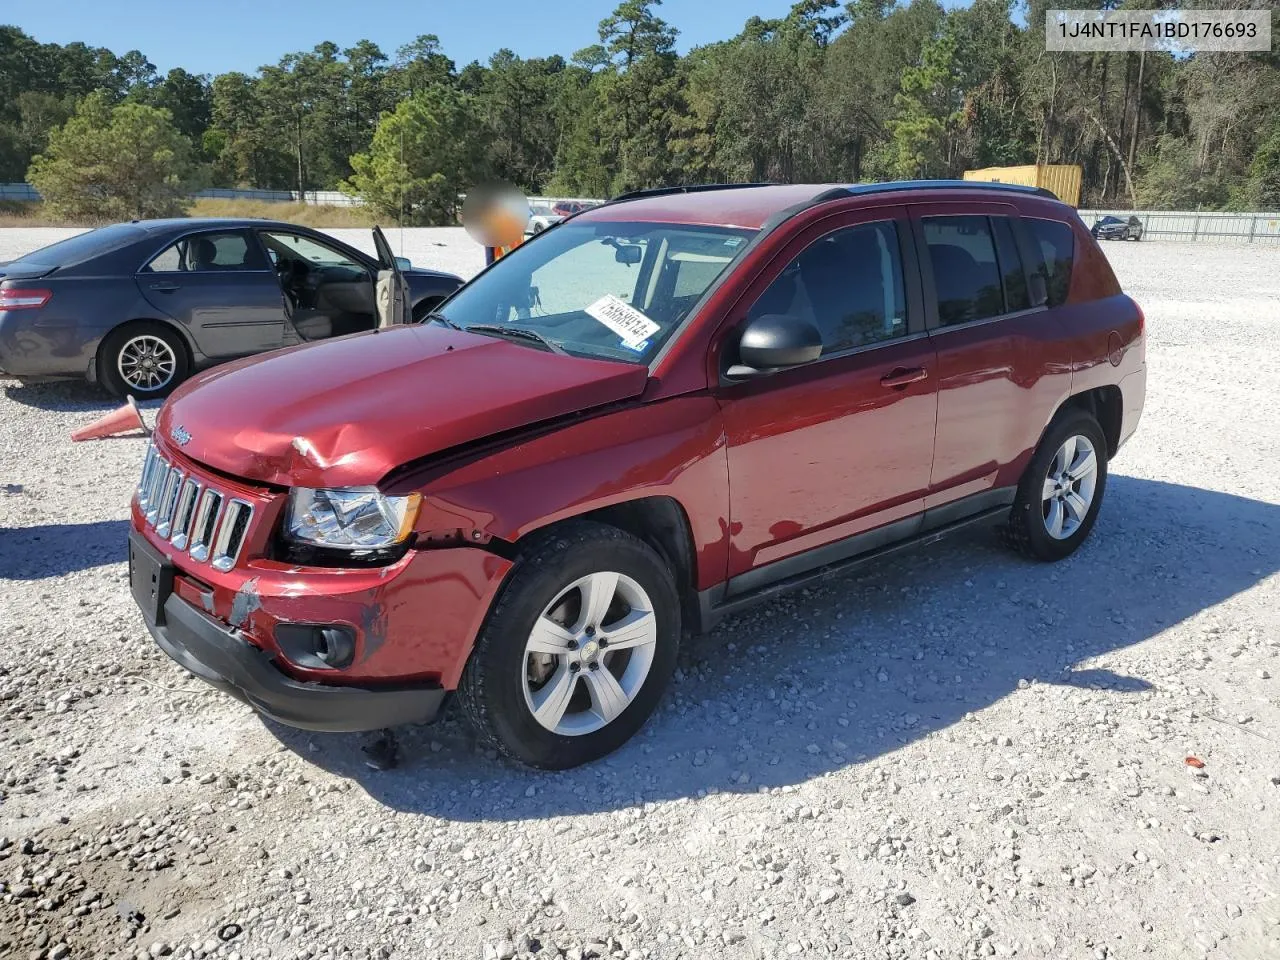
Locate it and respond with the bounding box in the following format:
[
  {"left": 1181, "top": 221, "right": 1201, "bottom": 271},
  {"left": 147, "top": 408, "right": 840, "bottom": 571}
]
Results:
[
  {"left": 880, "top": 366, "right": 928, "bottom": 388},
  {"left": 149, "top": 282, "right": 181, "bottom": 293}
]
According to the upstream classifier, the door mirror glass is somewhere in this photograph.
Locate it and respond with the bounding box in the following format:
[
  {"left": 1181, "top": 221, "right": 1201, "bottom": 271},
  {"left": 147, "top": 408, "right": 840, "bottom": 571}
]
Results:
[
  {"left": 394, "top": 256, "right": 412, "bottom": 271},
  {"left": 729, "top": 312, "right": 823, "bottom": 377}
]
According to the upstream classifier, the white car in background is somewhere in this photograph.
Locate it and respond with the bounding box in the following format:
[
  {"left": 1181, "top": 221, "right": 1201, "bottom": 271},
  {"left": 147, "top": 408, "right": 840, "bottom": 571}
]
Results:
[{"left": 527, "top": 203, "right": 563, "bottom": 235}]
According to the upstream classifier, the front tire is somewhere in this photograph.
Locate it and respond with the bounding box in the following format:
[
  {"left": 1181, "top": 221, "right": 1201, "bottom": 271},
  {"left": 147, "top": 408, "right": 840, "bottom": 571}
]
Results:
[
  {"left": 98, "top": 322, "right": 189, "bottom": 400},
  {"left": 1003, "top": 411, "right": 1108, "bottom": 562},
  {"left": 458, "top": 521, "right": 680, "bottom": 770}
]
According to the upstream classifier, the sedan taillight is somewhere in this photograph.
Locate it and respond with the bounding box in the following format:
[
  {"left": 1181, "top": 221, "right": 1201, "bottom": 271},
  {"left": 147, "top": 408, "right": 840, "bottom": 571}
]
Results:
[{"left": 0, "top": 288, "right": 52, "bottom": 310}]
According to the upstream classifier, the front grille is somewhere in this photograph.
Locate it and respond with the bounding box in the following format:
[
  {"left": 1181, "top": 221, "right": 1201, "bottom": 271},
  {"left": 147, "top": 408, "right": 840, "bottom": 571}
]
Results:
[{"left": 137, "top": 443, "right": 253, "bottom": 571}]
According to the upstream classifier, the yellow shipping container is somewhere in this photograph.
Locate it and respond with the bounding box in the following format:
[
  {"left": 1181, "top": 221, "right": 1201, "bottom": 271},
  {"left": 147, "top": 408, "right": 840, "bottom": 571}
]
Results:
[{"left": 962, "top": 164, "right": 1082, "bottom": 207}]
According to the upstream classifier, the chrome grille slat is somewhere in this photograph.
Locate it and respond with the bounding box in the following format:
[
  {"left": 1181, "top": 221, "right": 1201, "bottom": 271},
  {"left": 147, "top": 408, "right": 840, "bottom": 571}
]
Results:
[
  {"left": 144, "top": 463, "right": 170, "bottom": 525},
  {"left": 154, "top": 469, "right": 184, "bottom": 538},
  {"left": 138, "top": 445, "right": 158, "bottom": 506},
  {"left": 135, "top": 442, "right": 252, "bottom": 571},
  {"left": 189, "top": 489, "right": 224, "bottom": 563},
  {"left": 211, "top": 500, "right": 253, "bottom": 572},
  {"left": 170, "top": 479, "right": 201, "bottom": 549}
]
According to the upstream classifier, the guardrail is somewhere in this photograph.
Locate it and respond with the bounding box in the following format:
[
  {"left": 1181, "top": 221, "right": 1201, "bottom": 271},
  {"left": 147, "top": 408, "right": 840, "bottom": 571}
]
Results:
[
  {"left": 1, "top": 183, "right": 365, "bottom": 206},
  {"left": 1080, "top": 208, "right": 1280, "bottom": 243}
]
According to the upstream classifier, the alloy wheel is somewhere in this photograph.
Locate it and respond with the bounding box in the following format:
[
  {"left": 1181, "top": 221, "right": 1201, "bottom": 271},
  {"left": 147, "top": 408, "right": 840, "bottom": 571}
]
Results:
[
  {"left": 521, "top": 571, "right": 658, "bottom": 736},
  {"left": 118, "top": 334, "right": 177, "bottom": 391},
  {"left": 1041, "top": 434, "right": 1098, "bottom": 540}
]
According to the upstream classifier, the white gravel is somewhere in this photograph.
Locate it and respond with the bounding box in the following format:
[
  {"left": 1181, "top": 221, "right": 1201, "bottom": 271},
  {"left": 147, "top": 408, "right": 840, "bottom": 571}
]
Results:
[{"left": 2, "top": 235, "right": 1279, "bottom": 960}]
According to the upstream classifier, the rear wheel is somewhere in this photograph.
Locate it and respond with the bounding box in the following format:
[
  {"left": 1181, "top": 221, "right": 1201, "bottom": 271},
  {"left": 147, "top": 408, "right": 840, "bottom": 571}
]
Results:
[
  {"left": 458, "top": 521, "right": 679, "bottom": 769},
  {"left": 98, "top": 321, "right": 190, "bottom": 400},
  {"left": 1003, "top": 411, "right": 1108, "bottom": 562}
]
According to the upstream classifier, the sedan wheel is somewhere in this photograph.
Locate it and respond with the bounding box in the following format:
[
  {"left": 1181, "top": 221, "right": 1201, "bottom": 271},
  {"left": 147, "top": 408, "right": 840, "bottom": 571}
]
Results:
[
  {"left": 99, "top": 322, "right": 190, "bottom": 400},
  {"left": 118, "top": 334, "right": 177, "bottom": 392}
]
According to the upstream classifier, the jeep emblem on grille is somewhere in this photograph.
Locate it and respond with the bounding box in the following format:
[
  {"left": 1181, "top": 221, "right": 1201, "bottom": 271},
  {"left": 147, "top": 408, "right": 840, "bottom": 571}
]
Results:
[{"left": 171, "top": 424, "right": 192, "bottom": 446}]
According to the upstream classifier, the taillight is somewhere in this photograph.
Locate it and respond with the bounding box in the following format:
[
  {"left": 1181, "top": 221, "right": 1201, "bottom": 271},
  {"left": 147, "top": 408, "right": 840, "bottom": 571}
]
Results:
[
  {"left": 0, "top": 288, "right": 52, "bottom": 310},
  {"left": 1134, "top": 299, "right": 1145, "bottom": 334}
]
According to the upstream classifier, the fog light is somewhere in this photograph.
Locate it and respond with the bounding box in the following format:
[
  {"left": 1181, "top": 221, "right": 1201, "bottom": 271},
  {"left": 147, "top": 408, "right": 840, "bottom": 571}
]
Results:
[
  {"left": 315, "top": 627, "right": 355, "bottom": 668},
  {"left": 275, "top": 624, "right": 356, "bottom": 670}
]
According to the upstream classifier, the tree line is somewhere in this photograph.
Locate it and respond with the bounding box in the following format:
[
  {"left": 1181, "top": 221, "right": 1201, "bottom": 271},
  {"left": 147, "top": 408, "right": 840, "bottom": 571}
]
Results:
[{"left": 2, "top": 0, "right": 1278, "bottom": 223}]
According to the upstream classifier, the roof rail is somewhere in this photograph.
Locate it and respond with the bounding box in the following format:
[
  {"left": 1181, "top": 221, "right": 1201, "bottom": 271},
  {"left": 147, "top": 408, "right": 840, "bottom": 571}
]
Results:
[
  {"left": 838, "top": 179, "right": 1059, "bottom": 201},
  {"left": 607, "top": 182, "right": 778, "bottom": 204}
]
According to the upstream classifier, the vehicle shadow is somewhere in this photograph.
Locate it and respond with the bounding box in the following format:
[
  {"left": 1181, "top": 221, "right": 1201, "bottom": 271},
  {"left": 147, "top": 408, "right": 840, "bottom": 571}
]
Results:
[
  {"left": 264, "top": 475, "right": 1279, "bottom": 821},
  {"left": 1, "top": 378, "right": 171, "bottom": 420},
  {"left": 1, "top": 379, "right": 115, "bottom": 411},
  {"left": 0, "top": 519, "right": 131, "bottom": 579}
]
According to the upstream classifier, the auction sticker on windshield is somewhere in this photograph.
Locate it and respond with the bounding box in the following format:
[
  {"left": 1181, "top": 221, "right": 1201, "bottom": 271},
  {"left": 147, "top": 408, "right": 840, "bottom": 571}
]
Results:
[{"left": 585, "top": 295, "right": 661, "bottom": 347}]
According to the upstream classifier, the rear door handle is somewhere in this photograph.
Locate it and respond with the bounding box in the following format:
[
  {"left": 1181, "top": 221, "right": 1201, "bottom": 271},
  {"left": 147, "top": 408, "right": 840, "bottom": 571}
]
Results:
[
  {"left": 880, "top": 367, "right": 928, "bottom": 388},
  {"left": 149, "top": 282, "right": 180, "bottom": 292}
]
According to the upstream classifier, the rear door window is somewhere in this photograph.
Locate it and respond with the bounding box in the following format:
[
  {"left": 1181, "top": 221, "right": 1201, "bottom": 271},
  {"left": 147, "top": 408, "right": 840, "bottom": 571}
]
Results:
[
  {"left": 922, "top": 216, "right": 1005, "bottom": 326},
  {"left": 1024, "top": 218, "right": 1075, "bottom": 307},
  {"left": 144, "top": 231, "right": 266, "bottom": 273}
]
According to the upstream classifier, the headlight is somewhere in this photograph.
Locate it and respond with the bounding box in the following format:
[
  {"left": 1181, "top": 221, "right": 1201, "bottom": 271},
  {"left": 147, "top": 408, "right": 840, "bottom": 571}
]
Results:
[{"left": 285, "top": 487, "right": 421, "bottom": 550}]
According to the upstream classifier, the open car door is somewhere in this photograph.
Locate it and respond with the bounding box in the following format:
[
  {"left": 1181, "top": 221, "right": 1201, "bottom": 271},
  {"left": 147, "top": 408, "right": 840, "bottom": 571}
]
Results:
[{"left": 372, "top": 226, "right": 410, "bottom": 328}]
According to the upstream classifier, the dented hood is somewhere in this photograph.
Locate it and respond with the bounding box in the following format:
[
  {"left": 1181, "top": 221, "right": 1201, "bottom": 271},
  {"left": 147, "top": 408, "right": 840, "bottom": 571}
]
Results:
[{"left": 157, "top": 324, "right": 649, "bottom": 488}]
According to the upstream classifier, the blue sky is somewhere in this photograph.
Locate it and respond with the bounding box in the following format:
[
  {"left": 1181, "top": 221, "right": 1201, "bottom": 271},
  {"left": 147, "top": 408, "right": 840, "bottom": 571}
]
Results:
[{"left": 14, "top": 0, "right": 970, "bottom": 76}]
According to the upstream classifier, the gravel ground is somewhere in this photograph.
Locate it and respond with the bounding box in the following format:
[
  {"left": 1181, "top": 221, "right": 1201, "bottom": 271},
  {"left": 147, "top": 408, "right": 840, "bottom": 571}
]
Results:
[{"left": 1, "top": 235, "right": 1279, "bottom": 960}]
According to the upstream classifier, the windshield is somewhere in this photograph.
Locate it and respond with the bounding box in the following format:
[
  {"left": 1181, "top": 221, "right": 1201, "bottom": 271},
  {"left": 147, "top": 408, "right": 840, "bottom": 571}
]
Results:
[
  {"left": 9, "top": 223, "right": 146, "bottom": 267},
  {"left": 437, "top": 220, "right": 753, "bottom": 363}
]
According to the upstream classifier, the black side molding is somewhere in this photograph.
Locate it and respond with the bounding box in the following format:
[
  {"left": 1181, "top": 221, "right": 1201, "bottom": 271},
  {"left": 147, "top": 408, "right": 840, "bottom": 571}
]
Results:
[{"left": 696, "top": 487, "right": 1017, "bottom": 632}]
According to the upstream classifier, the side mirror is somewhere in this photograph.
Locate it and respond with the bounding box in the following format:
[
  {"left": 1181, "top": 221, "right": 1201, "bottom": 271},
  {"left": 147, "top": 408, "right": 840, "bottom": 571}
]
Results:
[
  {"left": 394, "top": 256, "right": 412, "bottom": 271},
  {"left": 727, "top": 313, "right": 823, "bottom": 378},
  {"left": 614, "top": 244, "right": 642, "bottom": 265}
]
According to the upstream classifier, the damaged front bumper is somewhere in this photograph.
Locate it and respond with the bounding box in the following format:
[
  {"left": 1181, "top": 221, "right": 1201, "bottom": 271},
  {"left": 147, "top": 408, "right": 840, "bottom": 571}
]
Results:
[
  {"left": 128, "top": 511, "right": 512, "bottom": 732},
  {"left": 150, "top": 588, "right": 446, "bottom": 731}
]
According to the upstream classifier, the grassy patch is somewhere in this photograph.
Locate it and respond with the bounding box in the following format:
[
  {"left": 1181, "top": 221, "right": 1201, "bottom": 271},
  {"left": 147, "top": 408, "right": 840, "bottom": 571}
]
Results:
[
  {"left": 0, "top": 198, "right": 380, "bottom": 228},
  {"left": 186, "top": 198, "right": 377, "bottom": 226},
  {"left": 0, "top": 201, "right": 62, "bottom": 227}
]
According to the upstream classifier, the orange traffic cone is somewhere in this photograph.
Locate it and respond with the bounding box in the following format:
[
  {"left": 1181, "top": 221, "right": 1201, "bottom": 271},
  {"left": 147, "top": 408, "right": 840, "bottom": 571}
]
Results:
[{"left": 71, "top": 395, "right": 151, "bottom": 442}]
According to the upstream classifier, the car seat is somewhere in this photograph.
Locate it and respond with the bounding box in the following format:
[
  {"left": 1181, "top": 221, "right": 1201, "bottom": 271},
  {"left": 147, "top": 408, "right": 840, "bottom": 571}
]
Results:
[{"left": 190, "top": 237, "right": 219, "bottom": 271}]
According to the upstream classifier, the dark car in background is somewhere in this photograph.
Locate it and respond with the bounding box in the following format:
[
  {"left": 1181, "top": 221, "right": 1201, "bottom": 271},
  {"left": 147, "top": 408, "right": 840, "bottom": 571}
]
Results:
[
  {"left": 0, "top": 219, "right": 463, "bottom": 399},
  {"left": 1091, "top": 215, "right": 1144, "bottom": 241}
]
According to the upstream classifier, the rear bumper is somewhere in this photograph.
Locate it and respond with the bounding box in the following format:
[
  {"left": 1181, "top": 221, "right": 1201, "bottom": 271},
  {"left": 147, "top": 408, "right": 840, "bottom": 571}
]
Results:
[
  {"left": 146, "top": 588, "right": 447, "bottom": 733},
  {"left": 1117, "top": 364, "right": 1146, "bottom": 451},
  {"left": 0, "top": 312, "right": 95, "bottom": 379}
]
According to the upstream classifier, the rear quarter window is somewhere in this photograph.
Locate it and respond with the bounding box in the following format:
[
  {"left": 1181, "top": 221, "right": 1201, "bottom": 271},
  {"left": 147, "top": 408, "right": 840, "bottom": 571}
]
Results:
[
  {"left": 1025, "top": 218, "right": 1075, "bottom": 307},
  {"left": 13, "top": 223, "right": 147, "bottom": 268}
]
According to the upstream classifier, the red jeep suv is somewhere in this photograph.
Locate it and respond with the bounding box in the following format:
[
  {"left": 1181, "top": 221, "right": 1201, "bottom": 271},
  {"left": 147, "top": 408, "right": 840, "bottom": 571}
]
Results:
[{"left": 129, "top": 182, "right": 1145, "bottom": 769}]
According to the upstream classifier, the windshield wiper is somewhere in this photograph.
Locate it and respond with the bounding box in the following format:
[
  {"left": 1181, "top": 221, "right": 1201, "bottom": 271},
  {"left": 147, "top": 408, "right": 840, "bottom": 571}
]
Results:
[
  {"left": 464, "top": 324, "right": 567, "bottom": 355},
  {"left": 425, "top": 311, "right": 461, "bottom": 330}
]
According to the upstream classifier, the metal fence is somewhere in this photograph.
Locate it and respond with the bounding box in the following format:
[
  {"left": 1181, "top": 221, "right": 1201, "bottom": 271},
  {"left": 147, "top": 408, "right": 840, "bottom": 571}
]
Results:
[
  {"left": 1079, "top": 208, "right": 1280, "bottom": 243},
  {"left": 1, "top": 183, "right": 364, "bottom": 206},
  {"left": 0, "top": 183, "right": 38, "bottom": 202},
  {"left": 2, "top": 183, "right": 605, "bottom": 211}
]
